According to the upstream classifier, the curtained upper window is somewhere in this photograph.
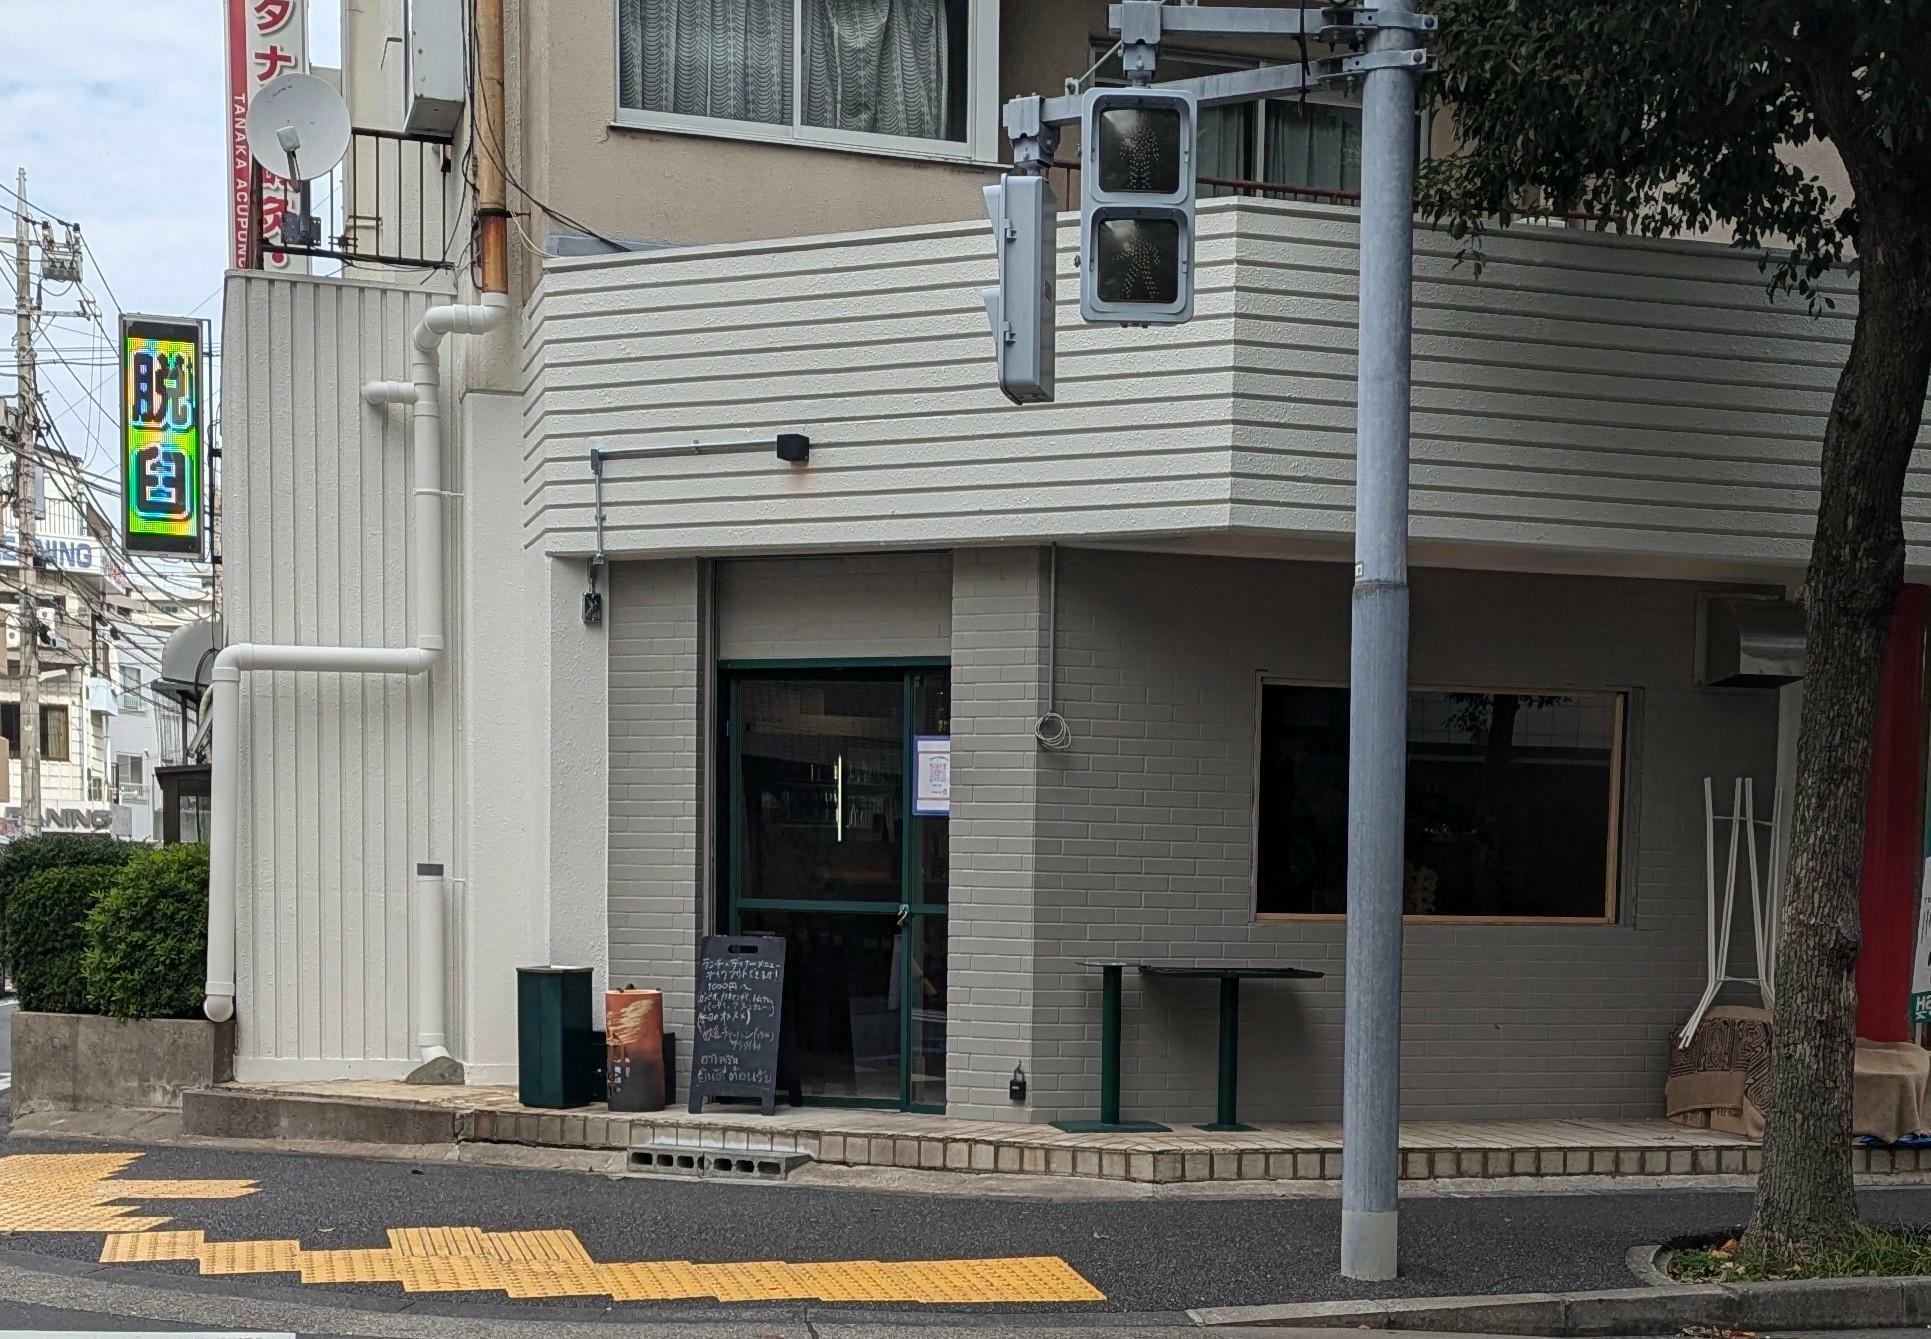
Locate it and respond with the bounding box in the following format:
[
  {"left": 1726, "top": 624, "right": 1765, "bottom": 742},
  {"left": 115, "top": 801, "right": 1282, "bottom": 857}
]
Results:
[{"left": 618, "top": 0, "right": 971, "bottom": 146}]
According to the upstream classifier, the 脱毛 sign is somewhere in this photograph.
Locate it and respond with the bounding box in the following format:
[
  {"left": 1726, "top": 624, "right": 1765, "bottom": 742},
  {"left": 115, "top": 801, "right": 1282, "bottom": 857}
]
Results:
[{"left": 121, "top": 316, "right": 206, "bottom": 557}]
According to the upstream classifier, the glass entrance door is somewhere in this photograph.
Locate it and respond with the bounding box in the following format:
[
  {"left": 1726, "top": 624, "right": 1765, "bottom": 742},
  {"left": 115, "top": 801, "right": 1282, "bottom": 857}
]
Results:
[{"left": 724, "top": 666, "right": 949, "bottom": 1111}]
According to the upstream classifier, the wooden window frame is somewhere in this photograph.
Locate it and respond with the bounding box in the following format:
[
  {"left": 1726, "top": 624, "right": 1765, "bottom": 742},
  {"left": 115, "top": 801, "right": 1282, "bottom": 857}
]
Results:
[{"left": 1250, "top": 676, "right": 1627, "bottom": 926}]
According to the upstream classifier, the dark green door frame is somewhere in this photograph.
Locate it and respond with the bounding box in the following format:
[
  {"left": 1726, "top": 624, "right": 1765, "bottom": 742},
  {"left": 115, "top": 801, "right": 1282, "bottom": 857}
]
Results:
[{"left": 718, "top": 661, "right": 949, "bottom": 1114}]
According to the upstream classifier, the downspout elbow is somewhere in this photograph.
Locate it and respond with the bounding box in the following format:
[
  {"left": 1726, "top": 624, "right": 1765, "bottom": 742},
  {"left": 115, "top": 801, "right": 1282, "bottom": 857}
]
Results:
[
  {"left": 413, "top": 291, "right": 510, "bottom": 351},
  {"left": 362, "top": 381, "right": 418, "bottom": 406}
]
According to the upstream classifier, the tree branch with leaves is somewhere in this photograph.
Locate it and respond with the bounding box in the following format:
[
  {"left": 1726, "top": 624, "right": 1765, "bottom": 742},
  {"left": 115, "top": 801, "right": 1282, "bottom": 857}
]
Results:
[{"left": 1417, "top": 0, "right": 1931, "bottom": 1258}]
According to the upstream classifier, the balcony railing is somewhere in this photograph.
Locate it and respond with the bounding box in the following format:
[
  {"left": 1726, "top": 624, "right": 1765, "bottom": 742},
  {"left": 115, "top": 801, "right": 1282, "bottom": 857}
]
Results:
[{"left": 247, "top": 127, "right": 457, "bottom": 273}]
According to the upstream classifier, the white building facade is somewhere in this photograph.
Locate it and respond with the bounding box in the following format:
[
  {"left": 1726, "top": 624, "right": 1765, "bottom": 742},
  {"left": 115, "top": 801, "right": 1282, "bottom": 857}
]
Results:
[
  {"left": 215, "top": 196, "right": 1917, "bottom": 1117},
  {"left": 208, "top": 1, "right": 1921, "bottom": 1121},
  {"left": 0, "top": 477, "right": 123, "bottom": 840}
]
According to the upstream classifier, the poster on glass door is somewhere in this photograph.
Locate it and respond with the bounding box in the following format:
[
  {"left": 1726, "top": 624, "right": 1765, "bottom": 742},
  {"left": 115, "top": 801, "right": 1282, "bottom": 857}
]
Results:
[{"left": 913, "top": 735, "right": 950, "bottom": 817}]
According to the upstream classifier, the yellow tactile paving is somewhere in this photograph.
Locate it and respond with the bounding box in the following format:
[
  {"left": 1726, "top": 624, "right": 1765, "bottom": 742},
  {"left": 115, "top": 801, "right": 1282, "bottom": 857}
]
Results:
[
  {"left": 480, "top": 1229, "right": 595, "bottom": 1264},
  {"left": 107, "top": 1178, "right": 257, "bottom": 1201},
  {"left": 600, "top": 1260, "right": 716, "bottom": 1301},
  {"left": 198, "top": 1239, "right": 302, "bottom": 1276},
  {"left": 499, "top": 1262, "right": 620, "bottom": 1299},
  {"left": 696, "top": 1261, "right": 807, "bottom": 1302},
  {"left": 35, "top": 1153, "right": 1103, "bottom": 1307},
  {"left": 0, "top": 1204, "right": 169, "bottom": 1233},
  {"left": 0, "top": 1152, "right": 258, "bottom": 1233},
  {"left": 388, "top": 1226, "right": 492, "bottom": 1257},
  {"left": 392, "top": 1256, "right": 513, "bottom": 1294},
  {"left": 100, "top": 1231, "right": 207, "bottom": 1263},
  {"left": 785, "top": 1260, "right": 907, "bottom": 1303},
  {"left": 95, "top": 1226, "right": 1107, "bottom": 1305},
  {"left": 297, "top": 1248, "right": 404, "bottom": 1285}
]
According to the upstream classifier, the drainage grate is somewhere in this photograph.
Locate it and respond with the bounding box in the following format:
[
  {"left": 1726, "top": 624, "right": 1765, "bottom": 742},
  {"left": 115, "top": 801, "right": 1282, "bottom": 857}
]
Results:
[{"left": 626, "top": 1144, "right": 811, "bottom": 1180}]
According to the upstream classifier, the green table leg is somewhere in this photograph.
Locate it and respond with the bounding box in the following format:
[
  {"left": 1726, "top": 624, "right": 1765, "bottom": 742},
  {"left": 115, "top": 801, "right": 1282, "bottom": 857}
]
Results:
[
  {"left": 1053, "top": 965, "right": 1169, "bottom": 1133},
  {"left": 1199, "top": 975, "right": 1255, "bottom": 1132}
]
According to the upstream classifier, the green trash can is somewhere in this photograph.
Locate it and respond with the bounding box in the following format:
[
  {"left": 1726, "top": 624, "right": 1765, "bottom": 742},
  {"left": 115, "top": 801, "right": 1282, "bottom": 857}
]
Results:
[{"left": 517, "top": 966, "right": 595, "bottom": 1108}]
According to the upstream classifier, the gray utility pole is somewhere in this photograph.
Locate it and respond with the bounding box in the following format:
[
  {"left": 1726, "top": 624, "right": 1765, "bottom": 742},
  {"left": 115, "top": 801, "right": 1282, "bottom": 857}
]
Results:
[
  {"left": 9, "top": 169, "right": 41, "bottom": 838},
  {"left": 991, "top": 1, "right": 1434, "bottom": 1280},
  {"left": 1341, "top": 0, "right": 1422, "bottom": 1283}
]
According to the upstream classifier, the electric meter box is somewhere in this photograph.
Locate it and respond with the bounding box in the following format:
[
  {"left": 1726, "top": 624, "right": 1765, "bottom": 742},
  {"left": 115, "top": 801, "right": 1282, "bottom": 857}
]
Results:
[{"left": 404, "top": 0, "right": 465, "bottom": 140}]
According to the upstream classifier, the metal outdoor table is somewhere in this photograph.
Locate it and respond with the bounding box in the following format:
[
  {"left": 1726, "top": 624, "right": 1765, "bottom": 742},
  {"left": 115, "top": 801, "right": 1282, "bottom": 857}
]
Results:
[{"left": 1053, "top": 961, "right": 1325, "bottom": 1134}]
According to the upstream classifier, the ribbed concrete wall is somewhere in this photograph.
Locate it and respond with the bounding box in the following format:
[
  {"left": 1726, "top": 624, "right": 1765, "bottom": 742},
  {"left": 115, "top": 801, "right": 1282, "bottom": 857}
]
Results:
[{"left": 222, "top": 271, "right": 461, "bottom": 1077}]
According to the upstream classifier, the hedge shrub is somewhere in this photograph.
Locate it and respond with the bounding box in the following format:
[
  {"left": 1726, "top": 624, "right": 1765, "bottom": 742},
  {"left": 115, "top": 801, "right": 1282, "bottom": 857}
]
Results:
[
  {"left": 82, "top": 843, "right": 211, "bottom": 1021},
  {"left": 0, "top": 835, "right": 138, "bottom": 993},
  {"left": 4, "top": 865, "right": 122, "bottom": 1013}
]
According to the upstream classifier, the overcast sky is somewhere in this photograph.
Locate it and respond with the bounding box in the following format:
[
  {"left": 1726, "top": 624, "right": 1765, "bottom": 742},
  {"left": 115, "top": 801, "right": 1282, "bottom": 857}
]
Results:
[{"left": 0, "top": 0, "right": 339, "bottom": 485}]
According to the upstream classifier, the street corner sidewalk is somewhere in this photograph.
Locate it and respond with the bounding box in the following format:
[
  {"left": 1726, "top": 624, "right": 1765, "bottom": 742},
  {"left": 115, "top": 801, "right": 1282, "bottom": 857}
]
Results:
[{"left": 1190, "top": 1267, "right": 1931, "bottom": 1335}]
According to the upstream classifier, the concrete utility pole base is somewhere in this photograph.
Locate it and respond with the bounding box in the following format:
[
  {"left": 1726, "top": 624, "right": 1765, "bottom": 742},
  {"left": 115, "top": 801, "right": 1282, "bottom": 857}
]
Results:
[{"left": 1341, "top": 1208, "right": 1399, "bottom": 1281}]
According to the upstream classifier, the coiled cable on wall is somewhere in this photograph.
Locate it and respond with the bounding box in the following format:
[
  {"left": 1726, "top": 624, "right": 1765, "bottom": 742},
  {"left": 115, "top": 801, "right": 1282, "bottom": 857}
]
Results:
[{"left": 1035, "top": 544, "right": 1074, "bottom": 752}]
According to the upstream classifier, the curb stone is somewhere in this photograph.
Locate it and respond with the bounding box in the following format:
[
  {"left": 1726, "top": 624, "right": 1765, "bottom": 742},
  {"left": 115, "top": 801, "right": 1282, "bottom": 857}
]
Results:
[{"left": 1188, "top": 1275, "right": 1931, "bottom": 1333}]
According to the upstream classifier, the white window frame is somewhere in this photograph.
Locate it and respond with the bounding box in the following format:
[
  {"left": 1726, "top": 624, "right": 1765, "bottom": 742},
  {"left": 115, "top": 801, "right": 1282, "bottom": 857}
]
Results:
[{"left": 611, "top": 0, "right": 1002, "bottom": 165}]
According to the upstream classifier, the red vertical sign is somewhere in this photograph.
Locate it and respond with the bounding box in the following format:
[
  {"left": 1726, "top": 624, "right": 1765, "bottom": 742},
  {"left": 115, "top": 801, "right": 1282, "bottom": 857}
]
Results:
[
  {"left": 226, "top": 0, "right": 308, "bottom": 271},
  {"left": 227, "top": 0, "right": 250, "bottom": 268}
]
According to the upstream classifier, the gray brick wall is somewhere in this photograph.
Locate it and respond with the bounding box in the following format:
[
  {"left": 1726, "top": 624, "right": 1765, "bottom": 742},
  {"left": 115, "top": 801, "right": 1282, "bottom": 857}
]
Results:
[
  {"left": 718, "top": 553, "right": 951, "bottom": 661},
  {"left": 1030, "top": 549, "right": 1779, "bottom": 1124},
  {"left": 946, "top": 547, "right": 1049, "bottom": 1120},
  {"left": 605, "top": 544, "right": 1773, "bottom": 1127},
  {"left": 606, "top": 559, "right": 707, "bottom": 1093}
]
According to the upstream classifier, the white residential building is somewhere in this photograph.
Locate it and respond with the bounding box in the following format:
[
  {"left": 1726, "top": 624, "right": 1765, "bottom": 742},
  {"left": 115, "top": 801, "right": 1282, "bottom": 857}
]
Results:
[{"left": 204, "top": 1, "right": 1927, "bottom": 1130}]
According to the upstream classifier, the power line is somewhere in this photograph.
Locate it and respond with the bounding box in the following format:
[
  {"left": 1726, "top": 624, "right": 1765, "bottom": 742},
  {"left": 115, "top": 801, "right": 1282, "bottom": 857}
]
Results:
[{"left": 0, "top": 179, "right": 74, "bottom": 230}]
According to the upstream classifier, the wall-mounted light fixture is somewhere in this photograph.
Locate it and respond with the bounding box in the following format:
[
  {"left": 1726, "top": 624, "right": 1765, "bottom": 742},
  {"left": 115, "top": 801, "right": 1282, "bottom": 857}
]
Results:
[{"left": 583, "top": 433, "right": 814, "bottom": 624}]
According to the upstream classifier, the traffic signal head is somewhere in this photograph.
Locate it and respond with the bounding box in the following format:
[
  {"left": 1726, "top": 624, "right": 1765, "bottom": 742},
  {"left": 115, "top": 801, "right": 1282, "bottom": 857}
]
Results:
[
  {"left": 982, "top": 174, "right": 1058, "bottom": 405},
  {"left": 1080, "top": 87, "right": 1195, "bottom": 325}
]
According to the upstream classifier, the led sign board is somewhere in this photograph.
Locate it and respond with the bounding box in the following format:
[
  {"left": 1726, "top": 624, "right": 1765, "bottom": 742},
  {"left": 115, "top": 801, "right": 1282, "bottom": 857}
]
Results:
[{"left": 121, "top": 316, "right": 206, "bottom": 557}]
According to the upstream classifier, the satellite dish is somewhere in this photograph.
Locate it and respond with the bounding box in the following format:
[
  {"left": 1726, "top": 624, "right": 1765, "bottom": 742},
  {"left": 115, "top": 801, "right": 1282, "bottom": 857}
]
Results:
[{"left": 246, "top": 73, "right": 351, "bottom": 182}]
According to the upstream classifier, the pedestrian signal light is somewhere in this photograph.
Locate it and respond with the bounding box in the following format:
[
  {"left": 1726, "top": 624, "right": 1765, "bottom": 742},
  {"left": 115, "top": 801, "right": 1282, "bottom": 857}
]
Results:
[
  {"left": 982, "top": 173, "right": 1057, "bottom": 405},
  {"left": 1080, "top": 88, "right": 1195, "bottom": 325}
]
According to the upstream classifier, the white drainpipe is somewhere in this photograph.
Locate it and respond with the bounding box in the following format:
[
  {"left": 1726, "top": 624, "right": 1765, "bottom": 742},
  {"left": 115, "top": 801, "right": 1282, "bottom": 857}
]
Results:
[{"left": 203, "top": 291, "right": 508, "bottom": 1074}]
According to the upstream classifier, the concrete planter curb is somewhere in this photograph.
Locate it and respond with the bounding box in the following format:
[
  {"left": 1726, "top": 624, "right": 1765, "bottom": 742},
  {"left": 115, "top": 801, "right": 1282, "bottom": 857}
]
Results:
[
  {"left": 10, "top": 1011, "right": 233, "bottom": 1115},
  {"left": 1189, "top": 1275, "right": 1931, "bottom": 1332},
  {"left": 181, "top": 1089, "right": 461, "bottom": 1146}
]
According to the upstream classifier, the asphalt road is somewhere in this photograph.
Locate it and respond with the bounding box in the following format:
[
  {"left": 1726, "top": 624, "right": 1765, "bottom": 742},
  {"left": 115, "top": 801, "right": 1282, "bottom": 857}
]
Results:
[{"left": 5, "top": 1133, "right": 1931, "bottom": 1327}]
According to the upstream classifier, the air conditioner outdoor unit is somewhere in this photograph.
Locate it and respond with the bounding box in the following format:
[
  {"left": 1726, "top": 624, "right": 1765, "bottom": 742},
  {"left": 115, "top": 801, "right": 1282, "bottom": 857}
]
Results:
[
  {"left": 404, "top": 0, "right": 465, "bottom": 139},
  {"left": 1698, "top": 595, "right": 1806, "bottom": 687}
]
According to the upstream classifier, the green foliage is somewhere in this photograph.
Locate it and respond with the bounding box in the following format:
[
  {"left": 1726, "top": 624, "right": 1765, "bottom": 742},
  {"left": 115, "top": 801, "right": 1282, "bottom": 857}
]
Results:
[
  {"left": 0, "top": 835, "right": 138, "bottom": 993},
  {"left": 4, "top": 865, "right": 121, "bottom": 1014},
  {"left": 1418, "top": 1, "right": 1931, "bottom": 299},
  {"left": 81, "top": 844, "right": 211, "bottom": 1021},
  {"left": 1672, "top": 1223, "right": 1931, "bottom": 1281}
]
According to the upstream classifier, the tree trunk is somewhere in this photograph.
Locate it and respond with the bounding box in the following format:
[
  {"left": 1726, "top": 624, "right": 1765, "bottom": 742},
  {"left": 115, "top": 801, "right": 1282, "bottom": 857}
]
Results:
[{"left": 1747, "top": 226, "right": 1931, "bottom": 1258}]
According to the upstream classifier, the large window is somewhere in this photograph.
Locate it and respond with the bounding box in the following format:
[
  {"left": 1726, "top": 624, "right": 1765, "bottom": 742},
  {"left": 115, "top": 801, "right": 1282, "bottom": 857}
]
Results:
[
  {"left": 1256, "top": 684, "right": 1624, "bottom": 922},
  {"left": 0, "top": 703, "right": 72, "bottom": 763},
  {"left": 616, "top": 0, "right": 990, "bottom": 156}
]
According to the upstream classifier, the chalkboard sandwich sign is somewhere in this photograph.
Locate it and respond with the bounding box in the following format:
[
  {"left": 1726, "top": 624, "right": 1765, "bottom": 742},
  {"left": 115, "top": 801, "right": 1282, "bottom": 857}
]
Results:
[{"left": 688, "top": 934, "right": 786, "bottom": 1116}]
